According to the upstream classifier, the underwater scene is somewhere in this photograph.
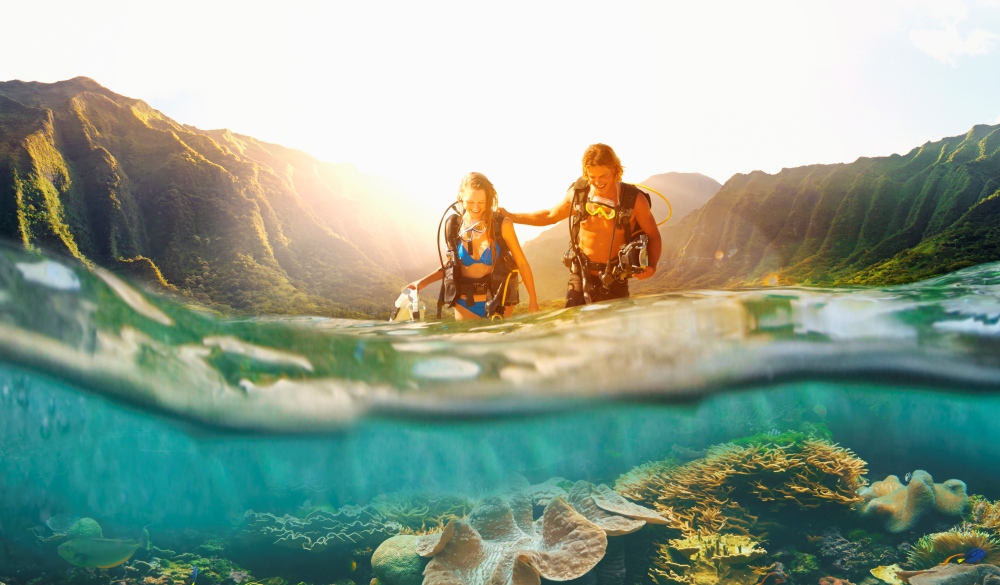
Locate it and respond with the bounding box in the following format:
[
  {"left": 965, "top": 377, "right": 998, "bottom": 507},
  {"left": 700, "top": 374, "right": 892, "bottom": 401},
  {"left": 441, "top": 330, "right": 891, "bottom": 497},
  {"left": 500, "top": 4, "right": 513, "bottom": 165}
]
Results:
[{"left": 3, "top": 242, "right": 1000, "bottom": 585}]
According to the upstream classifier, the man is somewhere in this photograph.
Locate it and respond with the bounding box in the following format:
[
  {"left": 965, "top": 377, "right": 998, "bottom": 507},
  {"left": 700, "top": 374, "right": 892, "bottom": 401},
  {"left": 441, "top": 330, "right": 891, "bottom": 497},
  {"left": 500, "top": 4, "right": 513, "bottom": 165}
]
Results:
[{"left": 500, "top": 144, "right": 661, "bottom": 307}]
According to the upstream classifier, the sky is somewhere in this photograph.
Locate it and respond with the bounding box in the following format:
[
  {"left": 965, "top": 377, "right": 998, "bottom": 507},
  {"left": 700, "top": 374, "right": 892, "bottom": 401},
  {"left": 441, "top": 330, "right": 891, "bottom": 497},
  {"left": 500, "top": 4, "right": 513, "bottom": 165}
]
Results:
[{"left": 4, "top": 0, "right": 1000, "bottom": 241}]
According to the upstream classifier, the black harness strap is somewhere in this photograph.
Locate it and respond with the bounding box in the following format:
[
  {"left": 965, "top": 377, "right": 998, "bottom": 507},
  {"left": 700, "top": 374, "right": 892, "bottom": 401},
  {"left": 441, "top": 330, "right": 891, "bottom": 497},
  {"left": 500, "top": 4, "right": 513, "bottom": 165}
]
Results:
[{"left": 565, "top": 180, "right": 651, "bottom": 301}]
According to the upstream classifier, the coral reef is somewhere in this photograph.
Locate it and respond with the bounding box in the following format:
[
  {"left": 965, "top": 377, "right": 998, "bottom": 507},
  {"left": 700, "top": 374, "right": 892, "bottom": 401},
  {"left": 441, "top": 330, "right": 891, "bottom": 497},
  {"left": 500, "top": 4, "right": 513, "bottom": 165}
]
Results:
[
  {"left": 649, "top": 533, "right": 766, "bottom": 585},
  {"left": 965, "top": 495, "right": 1000, "bottom": 533},
  {"left": 240, "top": 505, "right": 400, "bottom": 553},
  {"left": 786, "top": 552, "right": 823, "bottom": 584},
  {"left": 371, "top": 535, "right": 426, "bottom": 585},
  {"left": 369, "top": 491, "right": 472, "bottom": 535},
  {"left": 415, "top": 492, "right": 607, "bottom": 585},
  {"left": 906, "top": 529, "right": 1000, "bottom": 569},
  {"left": 818, "top": 528, "right": 907, "bottom": 583},
  {"left": 67, "top": 518, "right": 104, "bottom": 539},
  {"left": 614, "top": 437, "right": 868, "bottom": 537},
  {"left": 520, "top": 477, "right": 572, "bottom": 505},
  {"left": 857, "top": 471, "right": 968, "bottom": 533},
  {"left": 566, "top": 480, "right": 671, "bottom": 536}
]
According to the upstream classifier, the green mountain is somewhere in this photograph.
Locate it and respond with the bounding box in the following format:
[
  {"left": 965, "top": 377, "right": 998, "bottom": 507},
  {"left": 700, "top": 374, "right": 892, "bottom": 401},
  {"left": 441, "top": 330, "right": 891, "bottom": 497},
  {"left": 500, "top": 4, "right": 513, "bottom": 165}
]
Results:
[
  {"left": 520, "top": 173, "right": 722, "bottom": 302},
  {"left": 633, "top": 124, "right": 1000, "bottom": 293},
  {"left": 0, "top": 77, "right": 436, "bottom": 317}
]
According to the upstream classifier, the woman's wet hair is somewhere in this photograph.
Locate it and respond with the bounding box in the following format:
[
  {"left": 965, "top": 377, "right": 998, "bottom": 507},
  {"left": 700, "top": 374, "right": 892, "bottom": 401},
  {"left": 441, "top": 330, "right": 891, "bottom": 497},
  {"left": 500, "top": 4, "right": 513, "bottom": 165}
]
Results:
[
  {"left": 581, "top": 144, "right": 624, "bottom": 181},
  {"left": 458, "top": 172, "right": 498, "bottom": 234}
]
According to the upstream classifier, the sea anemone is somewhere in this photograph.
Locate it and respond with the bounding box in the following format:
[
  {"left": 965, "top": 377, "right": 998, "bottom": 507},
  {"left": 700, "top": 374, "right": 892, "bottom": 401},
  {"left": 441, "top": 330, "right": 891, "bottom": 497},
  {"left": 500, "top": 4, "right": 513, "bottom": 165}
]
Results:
[{"left": 906, "top": 529, "right": 1000, "bottom": 569}]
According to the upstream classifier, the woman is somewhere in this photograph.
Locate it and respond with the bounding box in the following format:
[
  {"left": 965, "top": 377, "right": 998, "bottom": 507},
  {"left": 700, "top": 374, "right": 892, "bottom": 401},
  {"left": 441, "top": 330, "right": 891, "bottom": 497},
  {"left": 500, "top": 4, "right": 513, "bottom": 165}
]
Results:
[{"left": 409, "top": 172, "right": 539, "bottom": 320}]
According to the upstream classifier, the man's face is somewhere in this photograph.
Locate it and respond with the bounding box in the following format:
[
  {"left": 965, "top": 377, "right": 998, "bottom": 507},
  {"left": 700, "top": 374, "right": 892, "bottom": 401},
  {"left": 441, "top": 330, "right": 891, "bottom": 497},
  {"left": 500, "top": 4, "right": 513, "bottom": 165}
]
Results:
[{"left": 585, "top": 165, "right": 616, "bottom": 197}]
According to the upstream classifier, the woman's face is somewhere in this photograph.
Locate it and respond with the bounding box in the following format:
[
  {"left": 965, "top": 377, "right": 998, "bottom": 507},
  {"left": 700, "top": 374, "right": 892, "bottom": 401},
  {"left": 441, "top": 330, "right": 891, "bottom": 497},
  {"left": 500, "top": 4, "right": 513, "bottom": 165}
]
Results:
[{"left": 461, "top": 188, "right": 488, "bottom": 219}]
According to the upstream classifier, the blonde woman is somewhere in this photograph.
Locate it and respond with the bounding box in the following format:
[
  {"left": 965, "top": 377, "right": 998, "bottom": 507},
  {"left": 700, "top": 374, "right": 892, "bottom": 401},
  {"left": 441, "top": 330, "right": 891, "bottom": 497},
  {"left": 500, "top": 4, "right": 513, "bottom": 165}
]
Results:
[{"left": 409, "top": 172, "right": 539, "bottom": 319}]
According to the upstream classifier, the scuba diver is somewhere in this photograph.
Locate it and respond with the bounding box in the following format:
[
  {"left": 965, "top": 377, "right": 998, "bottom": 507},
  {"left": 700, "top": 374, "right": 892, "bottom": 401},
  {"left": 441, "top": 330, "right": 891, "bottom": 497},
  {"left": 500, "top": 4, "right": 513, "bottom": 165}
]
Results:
[
  {"left": 408, "top": 172, "right": 540, "bottom": 320},
  {"left": 499, "top": 143, "right": 662, "bottom": 307}
]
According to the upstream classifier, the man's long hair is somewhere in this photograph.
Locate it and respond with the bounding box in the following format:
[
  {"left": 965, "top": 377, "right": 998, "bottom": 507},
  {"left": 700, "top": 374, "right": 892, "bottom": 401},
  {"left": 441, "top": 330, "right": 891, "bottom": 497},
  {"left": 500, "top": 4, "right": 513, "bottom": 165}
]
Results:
[{"left": 581, "top": 144, "right": 624, "bottom": 182}]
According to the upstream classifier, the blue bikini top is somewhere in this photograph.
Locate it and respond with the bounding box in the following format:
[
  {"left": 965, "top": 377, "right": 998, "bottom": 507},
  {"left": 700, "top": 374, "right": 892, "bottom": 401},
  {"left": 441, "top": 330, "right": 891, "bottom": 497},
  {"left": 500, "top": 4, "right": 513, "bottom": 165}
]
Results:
[{"left": 458, "top": 240, "right": 499, "bottom": 267}]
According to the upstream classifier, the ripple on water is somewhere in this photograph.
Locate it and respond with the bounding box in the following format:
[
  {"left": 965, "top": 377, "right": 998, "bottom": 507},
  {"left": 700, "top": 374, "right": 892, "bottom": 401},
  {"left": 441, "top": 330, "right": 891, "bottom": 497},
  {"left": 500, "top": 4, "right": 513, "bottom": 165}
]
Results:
[
  {"left": 15, "top": 260, "right": 80, "bottom": 291},
  {"left": 411, "top": 357, "right": 482, "bottom": 380}
]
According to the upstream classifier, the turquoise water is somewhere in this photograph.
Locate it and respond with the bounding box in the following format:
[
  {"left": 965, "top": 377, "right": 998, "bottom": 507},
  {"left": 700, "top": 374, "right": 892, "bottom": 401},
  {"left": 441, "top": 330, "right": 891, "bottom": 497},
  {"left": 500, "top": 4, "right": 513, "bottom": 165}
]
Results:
[{"left": 3, "top": 241, "right": 1000, "bottom": 585}]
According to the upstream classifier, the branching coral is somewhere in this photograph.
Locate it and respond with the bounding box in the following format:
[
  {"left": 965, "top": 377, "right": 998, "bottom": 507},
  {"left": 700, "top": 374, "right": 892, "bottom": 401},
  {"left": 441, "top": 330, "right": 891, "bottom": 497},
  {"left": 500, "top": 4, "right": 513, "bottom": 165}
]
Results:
[
  {"left": 615, "top": 438, "right": 867, "bottom": 537},
  {"left": 906, "top": 529, "right": 1000, "bottom": 569},
  {"left": 370, "top": 491, "right": 472, "bottom": 535},
  {"left": 613, "top": 458, "right": 682, "bottom": 504},
  {"left": 650, "top": 533, "right": 766, "bottom": 585},
  {"left": 240, "top": 505, "right": 400, "bottom": 553}
]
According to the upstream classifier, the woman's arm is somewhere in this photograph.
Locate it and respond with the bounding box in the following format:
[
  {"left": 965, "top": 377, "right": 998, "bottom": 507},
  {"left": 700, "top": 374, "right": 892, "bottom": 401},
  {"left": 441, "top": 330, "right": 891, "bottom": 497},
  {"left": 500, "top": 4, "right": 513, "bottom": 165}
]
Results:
[
  {"left": 407, "top": 267, "right": 444, "bottom": 291},
  {"left": 500, "top": 219, "right": 540, "bottom": 313}
]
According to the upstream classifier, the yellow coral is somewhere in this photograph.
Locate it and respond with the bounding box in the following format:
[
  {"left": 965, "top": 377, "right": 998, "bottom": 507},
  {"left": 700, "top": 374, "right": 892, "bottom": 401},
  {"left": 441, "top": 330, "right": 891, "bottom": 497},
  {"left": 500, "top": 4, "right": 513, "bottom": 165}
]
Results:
[
  {"left": 651, "top": 533, "right": 766, "bottom": 585},
  {"left": 967, "top": 496, "right": 1000, "bottom": 532},
  {"left": 615, "top": 438, "right": 867, "bottom": 537}
]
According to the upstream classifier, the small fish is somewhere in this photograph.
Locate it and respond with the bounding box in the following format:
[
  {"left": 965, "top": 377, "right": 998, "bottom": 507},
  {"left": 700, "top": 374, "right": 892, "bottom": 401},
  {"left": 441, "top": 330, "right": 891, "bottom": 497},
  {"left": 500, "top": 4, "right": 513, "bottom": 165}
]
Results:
[
  {"left": 904, "top": 472, "right": 912, "bottom": 483},
  {"left": 349, "top": 559, "right": 357, "bottom": 572},
  {"left": 57, "top": 527, "right": 149, "bottom": 568},
  {"left": 941, "top": 547, "right": 988, "bottom": 565},
  {"left": 191, "top": 565, "right": 199, "bottom": 583},
  {"left": 963, "top": 547, "right": 988, "bottom": 564}
]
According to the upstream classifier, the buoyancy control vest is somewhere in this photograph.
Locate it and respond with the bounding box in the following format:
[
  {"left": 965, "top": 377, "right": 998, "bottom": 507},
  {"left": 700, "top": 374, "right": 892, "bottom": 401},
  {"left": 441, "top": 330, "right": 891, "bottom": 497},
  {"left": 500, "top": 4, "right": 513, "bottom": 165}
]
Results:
[
  {"left": 565, "top": 178, "right": 652, "bottom": 277},
  {"left": 436, "top": 209, "right": 520, "bottom": 319}
]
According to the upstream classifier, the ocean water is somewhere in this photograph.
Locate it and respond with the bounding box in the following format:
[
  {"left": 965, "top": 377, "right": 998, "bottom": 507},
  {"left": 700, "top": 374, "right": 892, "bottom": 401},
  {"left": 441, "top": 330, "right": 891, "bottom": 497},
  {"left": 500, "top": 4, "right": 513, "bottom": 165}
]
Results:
[{"left": 3, "top": 241, "right": 1000, "bottom": 585}]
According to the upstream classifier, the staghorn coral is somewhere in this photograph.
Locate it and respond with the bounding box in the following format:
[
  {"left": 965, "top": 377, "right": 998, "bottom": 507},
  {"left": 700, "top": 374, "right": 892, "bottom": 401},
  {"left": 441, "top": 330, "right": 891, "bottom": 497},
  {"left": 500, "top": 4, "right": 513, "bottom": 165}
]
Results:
[
  {"left": 240, "top": 505, "right": 400, "bottom": 553},
  {"left": 615, "top": 438, "right": 867, "bottom": 537},
  {"left": 415, "top": 493, "right": 607, "bottom": 585},
  {"left": 906, "top": 529, "right": 1000, "bottom": 569},
  {"left": 614, "top": 458, "right": 683, "bottom": 504},
  {"left": 370, "top": 491, "right": 472, "bottom": 535},
  {"left": 857, "top": 470, "right": 968, "bottom": 533},
  {"left": 650, "top": 533, "right": 766, "bottom": 585}
]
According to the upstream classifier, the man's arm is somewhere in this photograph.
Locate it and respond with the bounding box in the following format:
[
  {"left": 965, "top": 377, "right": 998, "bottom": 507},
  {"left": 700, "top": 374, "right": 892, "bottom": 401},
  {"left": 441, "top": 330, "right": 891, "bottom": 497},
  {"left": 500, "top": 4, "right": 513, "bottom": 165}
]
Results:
[
  {"left": 499, "top": 189, "right": 573, "bottom": 226},
  {"left": 633, "top": 195, "right": 661, "bottom": 280}
]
